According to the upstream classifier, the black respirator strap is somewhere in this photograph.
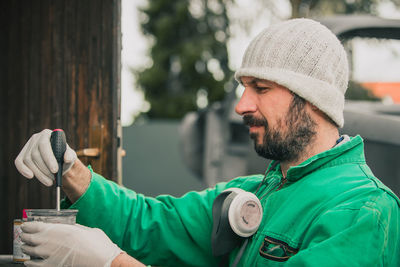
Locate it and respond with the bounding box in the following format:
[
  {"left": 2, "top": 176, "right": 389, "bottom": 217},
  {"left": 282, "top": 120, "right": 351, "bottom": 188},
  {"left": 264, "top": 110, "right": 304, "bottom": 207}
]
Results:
[{"left": 211, "top": 191, "right": 244, "bottom": 263}]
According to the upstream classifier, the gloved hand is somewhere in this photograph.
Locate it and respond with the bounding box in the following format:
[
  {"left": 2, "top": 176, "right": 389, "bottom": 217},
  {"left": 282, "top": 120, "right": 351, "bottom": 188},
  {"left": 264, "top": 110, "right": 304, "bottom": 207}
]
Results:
[
  {"left": 21, "top": 221, "right": 123, "bottom": 267},
  {"left": 15, "top": 129, "right": 77, "bottom": 186}
]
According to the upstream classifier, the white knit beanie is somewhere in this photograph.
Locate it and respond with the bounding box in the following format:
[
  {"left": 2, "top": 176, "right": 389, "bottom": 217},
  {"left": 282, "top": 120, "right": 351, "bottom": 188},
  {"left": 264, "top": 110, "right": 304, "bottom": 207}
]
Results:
[{"left": 235, "top": 18, "right": 349, "bottom": 127}]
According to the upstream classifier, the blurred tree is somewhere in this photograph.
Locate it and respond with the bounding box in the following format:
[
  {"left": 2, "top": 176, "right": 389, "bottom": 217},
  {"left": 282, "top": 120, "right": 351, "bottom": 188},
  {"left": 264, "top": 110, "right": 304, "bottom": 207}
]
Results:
[{"left": 135, "top": 0, "right": 234, "bottom": 119}]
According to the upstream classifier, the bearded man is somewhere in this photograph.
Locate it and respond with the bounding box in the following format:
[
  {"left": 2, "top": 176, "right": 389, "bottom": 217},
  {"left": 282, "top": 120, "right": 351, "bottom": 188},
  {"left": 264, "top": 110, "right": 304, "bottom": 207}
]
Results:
[{"left": 15, "top": 18, "right": 399, "bottom": 267}]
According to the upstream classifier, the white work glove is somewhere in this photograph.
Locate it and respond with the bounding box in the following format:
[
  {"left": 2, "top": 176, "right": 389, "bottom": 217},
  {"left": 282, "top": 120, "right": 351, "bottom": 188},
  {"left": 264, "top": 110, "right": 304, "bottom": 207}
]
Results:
[
  {"left": 15, "top": 129, "right": 77, "bottom": 186},
  {"left": 20, "top": 221, "right": 123, "bottom": 267}
]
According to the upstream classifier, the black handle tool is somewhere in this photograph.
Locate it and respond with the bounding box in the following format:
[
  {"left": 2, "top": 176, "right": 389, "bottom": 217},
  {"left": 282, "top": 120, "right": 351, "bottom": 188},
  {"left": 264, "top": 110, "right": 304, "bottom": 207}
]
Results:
[{"left": 50, "top": 129, "right": 67, "bottom": 211}]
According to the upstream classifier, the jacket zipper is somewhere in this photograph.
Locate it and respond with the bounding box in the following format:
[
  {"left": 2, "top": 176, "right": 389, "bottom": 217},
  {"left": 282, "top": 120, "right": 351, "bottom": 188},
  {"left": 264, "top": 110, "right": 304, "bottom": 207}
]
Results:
[{"left": 276, "top": 177, "right": 287, "bottom": 191}]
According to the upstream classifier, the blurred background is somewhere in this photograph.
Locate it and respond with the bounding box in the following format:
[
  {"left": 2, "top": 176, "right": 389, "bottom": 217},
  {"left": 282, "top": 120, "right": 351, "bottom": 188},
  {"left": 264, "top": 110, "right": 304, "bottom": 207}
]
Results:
[
  {"left": 1, "top": 0, "right": 400, "bottom": 254},
  {"left": 120, "top": 0, "right": 400, "bottom": 197}
]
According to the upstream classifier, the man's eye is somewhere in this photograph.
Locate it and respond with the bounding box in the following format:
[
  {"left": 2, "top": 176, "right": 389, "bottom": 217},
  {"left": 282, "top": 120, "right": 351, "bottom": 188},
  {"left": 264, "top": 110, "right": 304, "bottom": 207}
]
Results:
[{"left": 255, "top": 86, "right": 270, "bottom": 93}]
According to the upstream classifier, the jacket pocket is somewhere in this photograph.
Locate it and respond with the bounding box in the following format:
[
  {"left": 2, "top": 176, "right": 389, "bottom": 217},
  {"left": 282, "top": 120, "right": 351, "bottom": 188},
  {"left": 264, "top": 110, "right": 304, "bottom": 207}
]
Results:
[{"left": 258, "top": 236, "right": 299, "bottom": 262}]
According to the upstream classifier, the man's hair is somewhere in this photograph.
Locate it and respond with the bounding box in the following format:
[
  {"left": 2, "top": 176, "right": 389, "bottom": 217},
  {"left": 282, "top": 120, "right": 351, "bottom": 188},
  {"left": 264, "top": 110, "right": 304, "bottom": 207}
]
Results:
[{"left": 292, "top": 93, "right": 339, "bottom": 128}]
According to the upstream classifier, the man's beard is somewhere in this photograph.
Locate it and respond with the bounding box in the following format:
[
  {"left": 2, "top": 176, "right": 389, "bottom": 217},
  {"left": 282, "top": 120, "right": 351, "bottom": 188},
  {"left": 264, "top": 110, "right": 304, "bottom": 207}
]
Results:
[{"left": 243, "top": 95, "right": 317, "bottom": 162}]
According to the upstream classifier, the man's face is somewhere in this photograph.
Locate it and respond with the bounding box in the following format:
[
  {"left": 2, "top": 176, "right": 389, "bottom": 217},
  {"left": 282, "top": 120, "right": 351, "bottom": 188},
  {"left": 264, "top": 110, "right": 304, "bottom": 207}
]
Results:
[{"left": 235, "top": 77, "right": 317, "bottom": 162}]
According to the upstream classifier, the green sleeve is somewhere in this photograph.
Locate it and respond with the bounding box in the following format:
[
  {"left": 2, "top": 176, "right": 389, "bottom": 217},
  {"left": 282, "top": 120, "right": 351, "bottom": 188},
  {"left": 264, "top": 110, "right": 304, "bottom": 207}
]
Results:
[
  {"left": 62, "top": 170, "right": 230, "bottom": 267},
  {"left": 286, "top": 195, "right": 400, "bottom": 267}
]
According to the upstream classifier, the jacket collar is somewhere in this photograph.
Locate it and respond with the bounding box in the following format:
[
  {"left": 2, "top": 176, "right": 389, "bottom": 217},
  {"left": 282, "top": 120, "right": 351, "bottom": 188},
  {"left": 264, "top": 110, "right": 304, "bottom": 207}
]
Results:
[{"left": 266, "top": 135, "right": 365, "bottom": 182}]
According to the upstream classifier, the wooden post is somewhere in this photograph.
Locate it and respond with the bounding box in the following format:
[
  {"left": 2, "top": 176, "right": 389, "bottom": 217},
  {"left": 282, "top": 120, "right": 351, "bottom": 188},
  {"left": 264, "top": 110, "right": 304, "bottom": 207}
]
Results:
[{"left": 0, "top": 0, "right": 121, "bottom": 254}]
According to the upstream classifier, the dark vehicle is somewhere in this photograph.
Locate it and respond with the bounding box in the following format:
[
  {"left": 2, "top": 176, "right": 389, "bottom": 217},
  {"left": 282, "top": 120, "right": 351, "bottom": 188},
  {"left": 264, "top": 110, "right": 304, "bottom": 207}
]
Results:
[{"left": 180, "top": 15, "right": 400, "bottom": 196}]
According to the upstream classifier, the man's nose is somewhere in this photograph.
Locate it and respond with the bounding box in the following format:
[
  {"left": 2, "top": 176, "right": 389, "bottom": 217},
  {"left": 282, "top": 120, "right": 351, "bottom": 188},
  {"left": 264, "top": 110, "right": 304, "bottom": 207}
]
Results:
[{"left": 235, "top": 88, "right": 257, "bottom": 116}]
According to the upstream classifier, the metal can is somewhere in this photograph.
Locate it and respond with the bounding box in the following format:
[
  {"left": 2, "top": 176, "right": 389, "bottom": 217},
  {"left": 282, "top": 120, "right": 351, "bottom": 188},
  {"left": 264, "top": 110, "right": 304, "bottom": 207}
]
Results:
[
  {"left": 24, "top": 209, "right": 78, "bottom": 224},
  {"left": 13, "top": 219, "right": 30, "bottom": 262}
]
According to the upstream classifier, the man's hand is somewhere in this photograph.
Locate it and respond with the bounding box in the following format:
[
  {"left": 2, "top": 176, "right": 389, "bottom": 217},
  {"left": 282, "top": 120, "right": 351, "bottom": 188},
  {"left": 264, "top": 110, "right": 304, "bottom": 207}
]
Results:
[
  {"left": 111, "top": 253, "right": 146, "bottom": 267},
  {"left": 15, "top": 129, "right": 77, "bottom": 186},
  {"left": 15, "top": 129, "right": 91, "bottom": 202},
  {"left": 21, "top": 221, "right": 123, "bottom": 267}
]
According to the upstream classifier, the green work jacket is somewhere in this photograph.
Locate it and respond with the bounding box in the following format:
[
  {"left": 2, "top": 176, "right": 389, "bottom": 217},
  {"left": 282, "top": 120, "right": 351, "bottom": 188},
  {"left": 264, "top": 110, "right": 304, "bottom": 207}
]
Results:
[{"left": 62, "top": 135, "right": 400, "bottom": 266}]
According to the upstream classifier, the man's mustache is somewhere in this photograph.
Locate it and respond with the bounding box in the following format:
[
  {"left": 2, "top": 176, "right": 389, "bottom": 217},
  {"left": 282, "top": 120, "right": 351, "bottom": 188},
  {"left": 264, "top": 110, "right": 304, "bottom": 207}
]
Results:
[{"left": 243, "top": 115, "right": 268, "bottom": 127}]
